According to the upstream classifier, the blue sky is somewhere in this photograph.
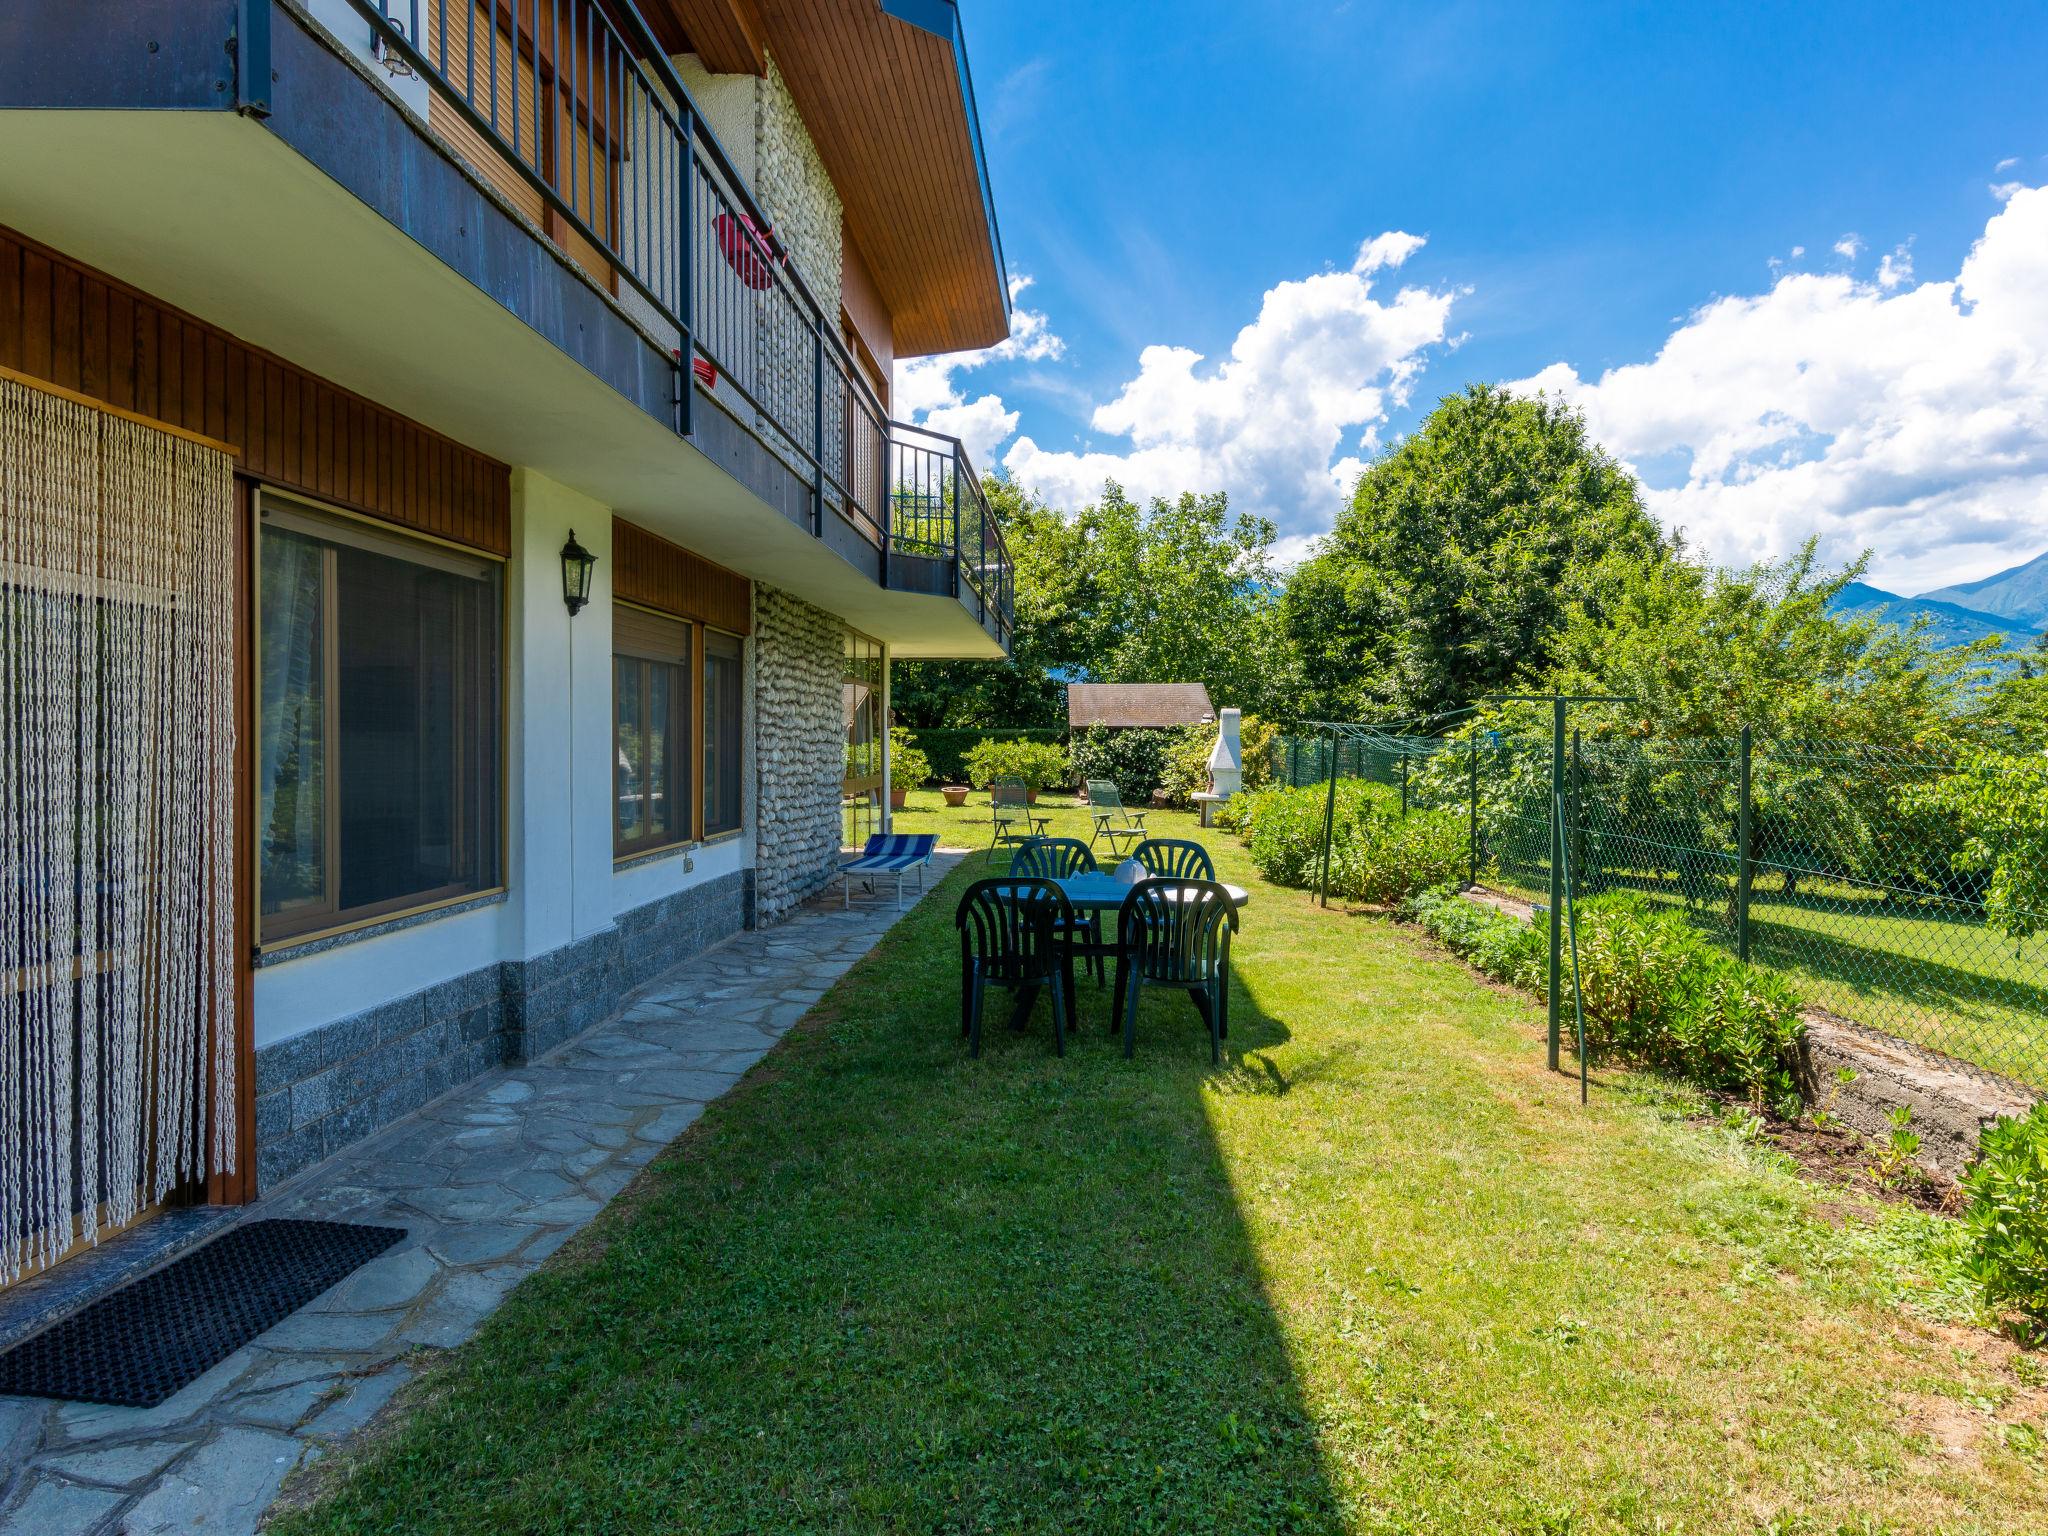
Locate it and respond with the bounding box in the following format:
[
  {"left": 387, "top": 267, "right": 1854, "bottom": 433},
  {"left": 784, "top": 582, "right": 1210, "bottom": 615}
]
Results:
[{"left": 897, "top": 1, "right": 2048, "bottom": 594}]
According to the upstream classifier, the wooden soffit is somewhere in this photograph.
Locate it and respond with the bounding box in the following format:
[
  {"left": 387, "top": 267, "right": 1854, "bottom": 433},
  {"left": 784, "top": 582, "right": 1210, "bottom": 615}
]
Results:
[{"left": 641, "top": 0, "right": 1010, "bottom": 357}]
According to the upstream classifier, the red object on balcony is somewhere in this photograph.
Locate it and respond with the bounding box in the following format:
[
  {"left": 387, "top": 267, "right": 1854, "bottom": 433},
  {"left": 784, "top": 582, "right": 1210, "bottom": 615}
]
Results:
[
  {"left": 692, "top": 356, "right": 717, "bottom": 390},
  {"left": 714, "top": 211, "right": 779, "bottom": 291}
]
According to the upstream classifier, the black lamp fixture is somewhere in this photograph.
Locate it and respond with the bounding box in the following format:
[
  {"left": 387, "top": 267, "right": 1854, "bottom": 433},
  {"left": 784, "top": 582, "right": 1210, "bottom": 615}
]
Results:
[{"left": 560, "top": 529, "right": 597, "bottom": 616}]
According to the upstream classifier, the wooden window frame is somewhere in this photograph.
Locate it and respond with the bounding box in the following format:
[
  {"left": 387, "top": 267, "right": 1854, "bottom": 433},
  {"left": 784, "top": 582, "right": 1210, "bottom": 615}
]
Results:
[
  {"left": 254, "top": 492, "right": 507, "bottom": 949},
  {"left": 613, "top": 603, "right": 693, "bottom": 858},
  {"left": 702, "top": 626, "right": 745, "bottom": 839}
]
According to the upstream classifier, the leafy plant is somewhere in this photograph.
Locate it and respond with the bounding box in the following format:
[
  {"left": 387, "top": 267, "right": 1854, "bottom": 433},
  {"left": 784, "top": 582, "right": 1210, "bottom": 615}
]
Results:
[
  {"left": 962, "top": 736, "right": 1071, "bottom": 792},
  {"left": 1961, "top": 1102, "right": 2048, "bottom": 1326},
  {"left": 1864, "top": 1106, "right": 1922, "bottom": 1188},
  {"left": 1403, "top": 889, "right": 1805, "bottom": 1103},
  {"left": 1403, "top": 888, "right": 1548, "bottom": 992},
  {"left": 1231, "top": 781, "right": 1466, "bottom": 904},
  {"left": 1903, "top": 745, "right": 2048, "bottom": 941},
  {"left": 1069, "top": 725, "right": 1175, "bottom": 805},
  {"left": 890, "top": 728, "right": 933, "bottom": 790},
  {"left": 1810, "top": 1066, "right": 1857, "bottom": 1132}
]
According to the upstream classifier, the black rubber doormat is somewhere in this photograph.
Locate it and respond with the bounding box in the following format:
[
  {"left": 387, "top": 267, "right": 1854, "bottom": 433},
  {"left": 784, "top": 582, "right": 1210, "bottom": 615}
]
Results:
[{"left": 0, "top": 1218, "right": 405, "bottom": 1408}]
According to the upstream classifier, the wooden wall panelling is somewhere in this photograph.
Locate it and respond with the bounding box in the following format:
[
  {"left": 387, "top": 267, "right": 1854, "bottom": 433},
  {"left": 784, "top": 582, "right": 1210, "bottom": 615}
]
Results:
[
  {"left": 613, "top": 517, "right": 751, "bottom": 633},
  {"left": 0, "top": 226, "right": 512, "bottom": 554}
]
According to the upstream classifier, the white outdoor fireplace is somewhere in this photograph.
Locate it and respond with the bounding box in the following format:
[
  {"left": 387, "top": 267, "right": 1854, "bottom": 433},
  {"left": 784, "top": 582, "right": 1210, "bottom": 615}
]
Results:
[{"left": 1197, "top": 708, "right": 1243, "bottom": 824}]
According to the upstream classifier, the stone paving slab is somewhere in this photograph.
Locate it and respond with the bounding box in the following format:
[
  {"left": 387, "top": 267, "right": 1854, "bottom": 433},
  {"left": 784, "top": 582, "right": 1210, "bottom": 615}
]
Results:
[{"left": 0, "top": 857, "right": 958, "bottom": 1534}]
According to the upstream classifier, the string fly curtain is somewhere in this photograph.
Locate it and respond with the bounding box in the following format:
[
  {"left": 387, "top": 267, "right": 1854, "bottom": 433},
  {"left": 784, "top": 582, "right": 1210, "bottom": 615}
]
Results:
[{"left": 0, "top": 374, "right": 237, "bottom": 1285}]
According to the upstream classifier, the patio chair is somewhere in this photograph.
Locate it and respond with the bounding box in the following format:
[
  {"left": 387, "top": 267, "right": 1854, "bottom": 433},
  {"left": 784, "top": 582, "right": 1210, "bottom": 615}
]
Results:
[
  {"left": 987, "top": 777, "right": 1051, "bottom": 863},
  {"left": 1114, "top": 878, "right": 1238, "bottom": 1063},
  {"left": 1131, "top": 837, "right": 1215, "bottom": 882},
  {"left": 955, "top": 877, "right": 1075, "bottom": 1057},
  {"left": 837, "top": 832, "right": 939, "bottom": 910},
  {"left": 1085, "top": 779, "right": 1147, "bottom": 858},
  {"left": 1012, "top": 837, "right": 1108, "bottom": 989}
]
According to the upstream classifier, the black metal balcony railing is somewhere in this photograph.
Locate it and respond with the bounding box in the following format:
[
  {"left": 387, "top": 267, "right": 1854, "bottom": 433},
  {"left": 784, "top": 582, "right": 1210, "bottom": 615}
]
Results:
[{"left": 344, "top": 0, "right": 1012, "bottom": 637}]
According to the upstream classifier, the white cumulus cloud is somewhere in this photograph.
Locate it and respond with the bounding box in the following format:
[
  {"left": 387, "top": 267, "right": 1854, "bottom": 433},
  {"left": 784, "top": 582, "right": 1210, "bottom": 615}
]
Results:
[
  {"left": 1833, "top": 233, "right": 1862, "bottom": 260},
  {"left": 892, "top": 275, "right": 1064, "bottom": 467},
  {"left": 1509, "top": 185, "right": 2048, "bottom": 593},
  {"left": 1000, "top": 233, "right": 1453, "bottom": 546}
]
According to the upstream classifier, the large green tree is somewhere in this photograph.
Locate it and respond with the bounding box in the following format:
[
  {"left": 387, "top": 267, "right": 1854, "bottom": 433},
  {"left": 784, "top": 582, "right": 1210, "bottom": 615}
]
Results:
[
  {"left": 890, "top": 481, "right": 1079, "bottom": 730},
  {"left": 1533, "top": 541, "right": 1987, "bottom": 743},
  {"left": 1282, "top": 384, "right": 1666, "bottom": 722},
  {"left": 894, "top": 481, "right": 1295, "bottom": 728}
]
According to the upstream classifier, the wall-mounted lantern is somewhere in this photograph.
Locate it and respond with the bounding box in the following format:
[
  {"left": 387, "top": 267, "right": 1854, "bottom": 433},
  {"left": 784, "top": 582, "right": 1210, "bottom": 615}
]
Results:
[{"left": 561, "top": 529, "right": 597, "bottom": 616}]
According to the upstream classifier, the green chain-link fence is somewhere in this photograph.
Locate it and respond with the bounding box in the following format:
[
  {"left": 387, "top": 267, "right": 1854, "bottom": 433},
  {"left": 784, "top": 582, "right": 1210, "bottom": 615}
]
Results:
[{"left": 1271, "top": 729, "right": 2048, "bottom": 1089}]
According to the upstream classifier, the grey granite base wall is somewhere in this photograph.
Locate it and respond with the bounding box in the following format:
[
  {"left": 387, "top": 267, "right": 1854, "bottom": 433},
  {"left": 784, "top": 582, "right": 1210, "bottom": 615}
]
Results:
[{"left": 253, "top": 870, "right": 748, "bottom": 1191}]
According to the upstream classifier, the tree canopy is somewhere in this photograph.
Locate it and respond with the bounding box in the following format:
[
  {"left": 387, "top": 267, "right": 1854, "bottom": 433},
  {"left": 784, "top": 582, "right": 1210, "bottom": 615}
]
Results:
[
  {"left": 893, "top": 481, "right": 1294, "bottom": 728},
  {"left": 1281, "top": 384, "right": 1666, "bottom": 721}
]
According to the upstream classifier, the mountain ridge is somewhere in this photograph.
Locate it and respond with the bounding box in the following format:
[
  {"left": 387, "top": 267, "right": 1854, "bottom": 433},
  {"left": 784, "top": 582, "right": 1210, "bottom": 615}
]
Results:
[{"left": 1916, "top": 547, "right": 2048, "bottom": 629}]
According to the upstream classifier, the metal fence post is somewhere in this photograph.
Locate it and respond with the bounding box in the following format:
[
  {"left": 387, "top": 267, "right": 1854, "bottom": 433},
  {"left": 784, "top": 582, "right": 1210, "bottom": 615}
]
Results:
[
  {"left": 1467, "top": 736, "right": 1479, "bottom": 887},
  {"left": 1401, "top": 749, "right": 1410, "bottom": 815},
  {"left": 1317, "top": 730, "right": 1340, "bottom": 909},
  {"left": 1548, "top": 697, "right": 1565, "bottom": 1072},
  {"left": 1737, "top": 724, "right": 1753, "bottom": 963}
]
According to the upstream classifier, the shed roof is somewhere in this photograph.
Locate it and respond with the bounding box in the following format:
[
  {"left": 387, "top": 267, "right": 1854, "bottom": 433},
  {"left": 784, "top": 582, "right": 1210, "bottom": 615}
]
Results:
[{"left": 1066, "top": 683, "right": 1216, "bottom": 731}]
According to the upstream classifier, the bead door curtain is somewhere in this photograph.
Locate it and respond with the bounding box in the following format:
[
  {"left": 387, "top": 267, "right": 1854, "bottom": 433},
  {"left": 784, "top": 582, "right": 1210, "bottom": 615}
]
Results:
[{"left": 0, "top": 374, "right": 237, "bottom": 1284}]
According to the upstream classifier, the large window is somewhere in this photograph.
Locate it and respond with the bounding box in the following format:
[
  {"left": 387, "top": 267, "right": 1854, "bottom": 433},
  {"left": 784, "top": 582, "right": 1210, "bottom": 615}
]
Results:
[
  {"left": 258, "top": 498, "right": 503, "bottom": 942},
  {"left": 843, "top": 632, "right": 885, "bottom": 845},
  {"left": 703, "top": 629, "right": 744, "bottom": 836},
  {"left": 614, "top": 608, "right": 691, "bottom": 856}
]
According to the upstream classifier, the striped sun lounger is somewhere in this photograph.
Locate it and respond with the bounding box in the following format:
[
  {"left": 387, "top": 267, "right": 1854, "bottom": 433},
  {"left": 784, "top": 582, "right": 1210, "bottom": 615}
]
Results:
[{"left": 838, "top": 833, "right": 939, "bottom": 910}]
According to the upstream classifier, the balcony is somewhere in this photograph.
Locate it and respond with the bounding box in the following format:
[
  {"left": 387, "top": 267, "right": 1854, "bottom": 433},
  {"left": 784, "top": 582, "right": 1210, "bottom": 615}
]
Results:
[
  {"left": 0, "top": 0, "right": 1011, "bottom": 654},
  {"left": 357, "top": 0, "right": 1013, "bottom": 645}
]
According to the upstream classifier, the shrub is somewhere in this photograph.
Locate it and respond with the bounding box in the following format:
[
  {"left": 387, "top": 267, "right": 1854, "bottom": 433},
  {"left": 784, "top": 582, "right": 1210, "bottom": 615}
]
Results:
[
  {"left": 1569, "top": 895, "right": 1805, "bottom": 1104},
  {"left": 1236, "top": 781, "right": 1468, "bottom": 904},
  {"left": 915, "top": 727, "right": 1066, "bottom": 786},
  {"left": 1961, "top": 1102, "right": 2048, "bottom": 1326},
  {"left": 1402, "top": 889, "right": 1805, "bottom": 1103},
  {"left": 1157, "top": 726, "right": 1216, "bottom": 809},
  {"left": 963, "top": 736, "right": 1071, "bottom": 792},
  {"left": 1404, "top": 888, "right": 1547, "bottom": 991},
  {"left": 1070, "top": 725, "right": 1175, "bottom": 805},
  {"left": 890, "top": 727, "right": 933, "bottom": 790}
]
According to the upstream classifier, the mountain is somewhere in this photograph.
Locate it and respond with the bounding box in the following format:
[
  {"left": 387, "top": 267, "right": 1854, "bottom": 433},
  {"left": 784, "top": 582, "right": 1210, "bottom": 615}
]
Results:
[
  {"left": 1829, "top": 580, "right": 2041, "bottom": 653},
  {"left": 1919, "top": 549, "right": 2048, "bottom": 630}
]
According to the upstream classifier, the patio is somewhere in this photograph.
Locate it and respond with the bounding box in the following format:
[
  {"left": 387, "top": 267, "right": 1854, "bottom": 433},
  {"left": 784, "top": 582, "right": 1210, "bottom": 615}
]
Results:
[
  {"left": 0, "top": 856, "right": 963, "bottom": 1536},
  {"left": 259, "top": 804, "right": 2040, "bottom": 1534}
]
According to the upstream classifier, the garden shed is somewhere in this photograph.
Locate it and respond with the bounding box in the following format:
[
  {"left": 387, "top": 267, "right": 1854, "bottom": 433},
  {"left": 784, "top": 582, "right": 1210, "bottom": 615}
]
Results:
[{"left": 1066, "top": 683, "right": 1215, "bottom": 731}]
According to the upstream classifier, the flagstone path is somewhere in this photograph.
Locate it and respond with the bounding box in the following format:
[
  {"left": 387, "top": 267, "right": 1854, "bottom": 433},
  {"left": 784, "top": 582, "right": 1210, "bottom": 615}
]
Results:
[{"left": 0, "top": 858, "right": 960, "bottom": 1534}]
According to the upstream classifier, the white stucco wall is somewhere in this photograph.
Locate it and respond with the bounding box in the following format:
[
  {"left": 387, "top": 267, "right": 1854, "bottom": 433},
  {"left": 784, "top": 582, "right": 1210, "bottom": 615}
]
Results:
[{"left": 250, "top": 468, "right": 752, "bottom": 1050}]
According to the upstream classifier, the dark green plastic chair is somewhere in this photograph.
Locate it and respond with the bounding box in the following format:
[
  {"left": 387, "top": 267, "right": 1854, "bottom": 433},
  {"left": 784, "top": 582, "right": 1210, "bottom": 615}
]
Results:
[
  {"left": 1114, "top": 878, "right": 1238, "bottom": 1062},
  {"left": 1013, "top": 837, "right": 1108, "bottom": 990},
  {"left": 956, "top": 877, "right": 1074, "bottom": 1057},
  {"left": 1132, "top": 837, "right": 1215, "bottom": 882}
]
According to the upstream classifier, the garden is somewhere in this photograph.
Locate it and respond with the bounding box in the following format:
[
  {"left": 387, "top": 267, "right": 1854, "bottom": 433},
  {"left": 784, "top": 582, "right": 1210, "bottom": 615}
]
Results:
[{"left": 279, "top": 809, "right": 2044, "bottom": 1534}]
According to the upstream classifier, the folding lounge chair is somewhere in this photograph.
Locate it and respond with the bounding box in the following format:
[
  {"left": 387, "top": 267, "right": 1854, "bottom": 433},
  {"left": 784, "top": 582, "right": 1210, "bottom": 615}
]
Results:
[{"left": 839, "top": 833, "right": 939, "bottom": 910}]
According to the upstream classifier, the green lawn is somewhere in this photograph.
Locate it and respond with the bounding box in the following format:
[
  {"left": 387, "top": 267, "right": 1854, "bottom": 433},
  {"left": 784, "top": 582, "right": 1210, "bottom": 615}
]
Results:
[{"left": 279, "top": 797, "right": 2045, "bottom": 1534}]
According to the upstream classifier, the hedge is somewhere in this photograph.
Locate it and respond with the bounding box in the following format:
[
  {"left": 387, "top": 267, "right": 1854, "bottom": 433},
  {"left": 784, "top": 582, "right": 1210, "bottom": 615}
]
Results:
[{"left": 909, "top": 727, "right": 1068, "bottom": 787}]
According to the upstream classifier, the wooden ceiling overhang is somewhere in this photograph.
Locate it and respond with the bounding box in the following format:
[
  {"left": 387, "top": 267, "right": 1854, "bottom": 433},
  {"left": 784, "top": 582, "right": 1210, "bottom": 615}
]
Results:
[{"left": 638, "top": 0, "right": 1010, "bottom": 357}]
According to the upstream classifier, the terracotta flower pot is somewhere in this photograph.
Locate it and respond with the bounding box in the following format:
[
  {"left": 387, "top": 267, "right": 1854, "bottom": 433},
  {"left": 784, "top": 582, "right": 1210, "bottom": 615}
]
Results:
[
  {"left": 1026, "top": 787, "right": 1040, "bottom": 804},
  {"left": 941, "top": 785, "right": 970, "bottom": 808},
  {"left": 889, "top": 787, "right": 909, "bottom": 810}
]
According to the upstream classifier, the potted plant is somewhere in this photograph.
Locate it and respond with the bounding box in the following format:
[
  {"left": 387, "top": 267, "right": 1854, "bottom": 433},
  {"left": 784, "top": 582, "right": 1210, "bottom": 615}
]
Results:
[
  {"left": 888, "top": 727, "right": 932, "bottom": 811},
  {"left": 963, "top": 737, "right": 1072, "bottom": 802}
]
